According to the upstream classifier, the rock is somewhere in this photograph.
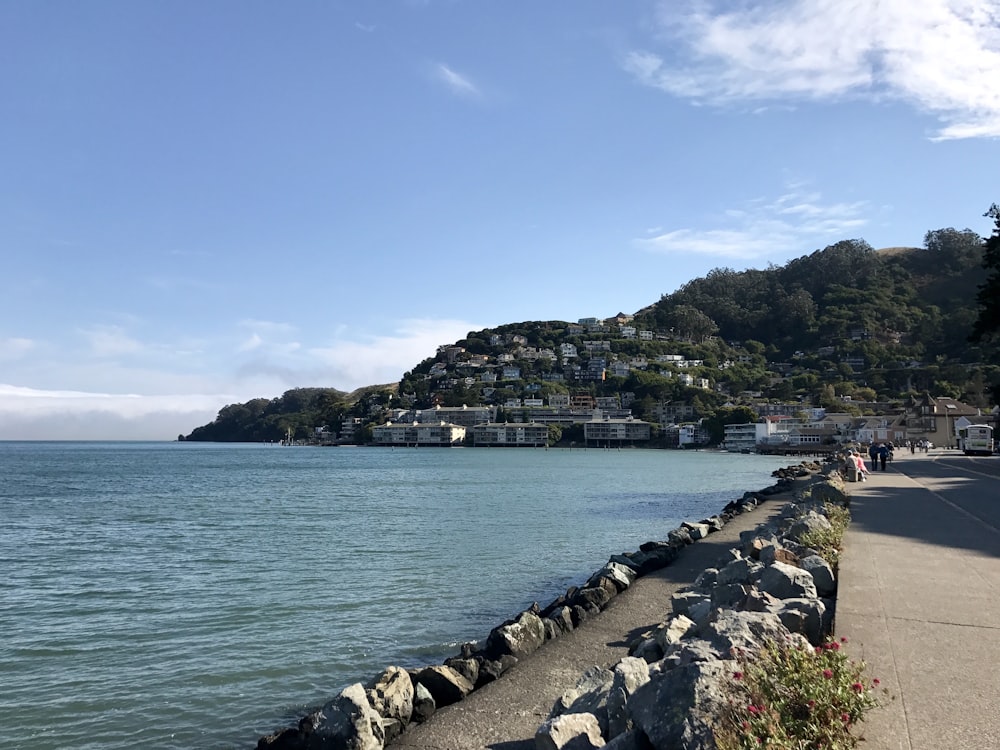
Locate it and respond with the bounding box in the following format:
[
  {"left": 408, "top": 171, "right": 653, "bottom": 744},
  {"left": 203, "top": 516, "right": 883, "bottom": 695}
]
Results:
[
  {"left": 488, "top": 610, "right": 547, "bottom": 659},
  {"left": 653, "top": 614, "right": 696, "bottom": 652},
  {"left": 666, "top": 527, "right": 693, "bottom": 546},
  {"left": 548, "top": 606, "right": 575, "bottom": 635},
  {"left": 606, "top": 657, "right": 651, "bottom": 739},
  {"left": 717, "top": 557, "right": 762, "bottom": 586},
  {"left": 295, "top": 682, "right": 385, "bottom": 750},
  {"left": 670, "top": 591, "right": 709, "bottom": 617},
  {"left": 411, "top": 682, "right": 436, "bottom": 723},
  {"left": 443, "top": 656, "right": 479, "bottom": 687},
  {"left": 576, "top": 585, "right": 613, "bottom": 611},
  {"left": 693, "top": 567, "right": 719, "bottom": 589},
  {"left": 700, "top": 610, "right": 791, "bottom": 658},
  {"left": 552, "top": 665, "right": 615, "bottom": 731},
  {"left": 597, "top": 562, "right": 639, "bottom": 591},
  {"left": 759, "top": 560, "right": 818, "bottom": 600},
  {"left": 535, "top": 713, "right": 606, "bottom": 750},
  {"left": 628, "top": 661, "right": 731, "bottom": 750},
  {"left": 800, "top": 554, "right": 836, "bottom": 597},
  {"left": 711, "top": 583, "right": 750, "bottom": 609},
  {"left": 785, "top": 511, "right": 832, "bottom": 544},
  {"left": 603, "top": 729, "right": 656, "bottom": 750},
  {"left": 759, "top": 544, "right": 800, "bottom": 566},
  {"left": 775, "top": 597, "right": 828, "bottom": 645},
  {"left": 475, "top": 655, "right": 517, "bottom": 688},
  {"left": 681, "top": 521, "right": 711, "bottom": 540},
  {"left": 366, "top": 665, "right": 413, "bottom": 729},
  {"left": 629, "top": 635, "right": 663, "bottom": 664},
  {"left": 660, "top": 638, "right": 723, "bottom": 669},
  {"left": 413, "top": 665, "right": 473, "bottom": 708}
]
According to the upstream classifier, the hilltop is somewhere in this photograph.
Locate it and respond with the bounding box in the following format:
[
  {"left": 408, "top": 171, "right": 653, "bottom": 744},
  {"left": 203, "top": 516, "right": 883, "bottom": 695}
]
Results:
[{"left": 184, "top": 228, "right": 998, "bottom": 444}]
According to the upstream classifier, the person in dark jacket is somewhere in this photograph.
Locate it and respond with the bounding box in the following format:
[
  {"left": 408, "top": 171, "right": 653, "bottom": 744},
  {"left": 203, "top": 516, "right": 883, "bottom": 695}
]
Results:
[
  {"left": 869, "top": 443, "right": 879, "bottom": 471},
  {"left": 878, "top": 442, "right": 889, "bottom": 471}
]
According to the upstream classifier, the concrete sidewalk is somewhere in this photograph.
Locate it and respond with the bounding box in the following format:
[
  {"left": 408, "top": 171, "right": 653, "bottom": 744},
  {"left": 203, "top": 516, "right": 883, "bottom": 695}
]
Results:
[{"left": 836, "top": 451, "right": 1000, "bottom": 750}]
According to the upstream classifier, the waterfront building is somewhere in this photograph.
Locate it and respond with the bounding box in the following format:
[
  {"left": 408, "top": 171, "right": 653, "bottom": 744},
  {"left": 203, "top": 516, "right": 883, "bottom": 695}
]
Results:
[
  {"left": 471, "top": 422, "right": 550, "bottom": 447},
  {"left": 372, "top": 422, "right": 466, "bottom": 446}
]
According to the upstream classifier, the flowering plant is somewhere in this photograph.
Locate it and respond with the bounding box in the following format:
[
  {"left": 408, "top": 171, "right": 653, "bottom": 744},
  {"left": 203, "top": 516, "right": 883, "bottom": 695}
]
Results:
[{"left": 716, "top": 636, "right": 887, "bottom": 749}]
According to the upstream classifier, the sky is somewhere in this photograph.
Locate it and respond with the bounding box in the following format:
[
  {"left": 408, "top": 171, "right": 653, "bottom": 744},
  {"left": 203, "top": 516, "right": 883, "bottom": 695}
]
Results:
[{"left": 2, "top": 0, "right": 998, "bottom": 440}]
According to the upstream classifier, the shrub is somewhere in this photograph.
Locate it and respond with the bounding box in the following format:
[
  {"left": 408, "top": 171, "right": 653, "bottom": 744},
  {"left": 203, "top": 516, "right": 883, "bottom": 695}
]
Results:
[
  {"left": 798, "top": 501, "right": 851, "bottom": 569},
  {"left": 716, "top": 636, "right": 887, "bottom": 749}
]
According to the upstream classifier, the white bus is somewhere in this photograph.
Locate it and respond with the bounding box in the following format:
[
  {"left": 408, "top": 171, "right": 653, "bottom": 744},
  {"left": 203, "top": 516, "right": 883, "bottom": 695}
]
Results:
[{"left": 957, "top": 424, "right": 995, "bottom": 456}]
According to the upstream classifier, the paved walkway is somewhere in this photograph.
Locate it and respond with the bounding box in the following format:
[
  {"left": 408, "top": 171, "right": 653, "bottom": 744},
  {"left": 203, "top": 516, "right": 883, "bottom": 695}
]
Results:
[
  {"left": 837, "top": 449, "right": 1000, "bottom": 750},
  {"left": 392, "top": 493, "right": 795, "bottom": 749}
]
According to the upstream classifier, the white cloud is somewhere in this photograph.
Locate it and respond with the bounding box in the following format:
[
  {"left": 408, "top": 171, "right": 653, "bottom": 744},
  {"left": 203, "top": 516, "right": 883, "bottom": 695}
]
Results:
[
  {"left": 434, "top": 63, "right": 481, "bottom": 97},
  {"left": 0, "top": 337, "right": 36, "bottom": 361},
  {"left": 628, "top": 0, "right": 1000, "bottom": 138},
  {"left": 310, "top": 318, "right": 481, "bottom": 388},
  {"left": 80, "top": 325, "right": 143, "bottom": 357},
  {"left": 637, "top": 189, "right": 869, "bottom": 258}
]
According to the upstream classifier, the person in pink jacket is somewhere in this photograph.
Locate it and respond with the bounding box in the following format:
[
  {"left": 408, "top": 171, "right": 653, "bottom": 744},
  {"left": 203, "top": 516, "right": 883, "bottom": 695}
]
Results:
[{"left": 850, "top": 449, "right": 870, "bottom": 481}]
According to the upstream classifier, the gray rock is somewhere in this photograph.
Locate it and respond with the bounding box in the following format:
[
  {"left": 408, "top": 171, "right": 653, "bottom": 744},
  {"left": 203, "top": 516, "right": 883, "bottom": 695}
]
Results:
[
  {"left": 365, "top": 665, "right": 413, "bottom": 728},
  {"left": 297, "top": 682, "right": 385, "bottom": 750},
  {"left": 628, "top": 661, "right": 730, "bottom": 750},
  {"left": 413, "top": 665, "right": 473, "bottom": 708},
  {"left": 548, "top": 606, "right": 575, "bottom": 635},
  {"left": 653, "top": 615, "right": 696, "bottom": 652},
  {"left": 711, "top": 583, "right": 749, "bottom": 609},
  {"left": 443, "top": 656, "right": 479, "bottom": 688},
  {"left": 489, "top": 610, "right": 547, "bottom": 658},
  {"left": 535, "top": 712, "right": 606, "bottom": 750},
  {"left": 693, "top": 567, "right": 719, "bottom": 590},
  {"left": 774, "top": 597, "right": 828, "bottom": 645},
  {"left": 411, "top": 682, "right": 435, "bottom": 723},
  {"left": 759, "top": 560, "right": 818, "bottom": 600},
  {"left": 717, "top": 557, "right": 762, "bottom": 586},
  {"left": 681, "top": 521, "right": 711, "bottom": 540},
  {"left": 607, "top": 658, "right": 650, "bottom": 739},
  {"left": 800, "top": 554, "right": 836, "bottom": 597},
  {"left": 475, "top": 654, "right": 517, "bottom": 688},
  {"left": 670, "top": 591, "right": 709, "bottom": 617},
  {"left": 785, "top": 511, "right": 832, "bottom": 544},
  {"left": 701, "top": 610, "right": 791, "bottom": 659}
]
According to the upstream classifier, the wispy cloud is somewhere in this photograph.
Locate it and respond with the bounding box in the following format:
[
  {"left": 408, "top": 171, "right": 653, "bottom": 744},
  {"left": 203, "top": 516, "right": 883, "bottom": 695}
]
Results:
[
  {"left": 0, "top": 337, "right": 36, "bottom": 362},
  {"left": 433, "top": 63, "right": 481, "bottom": 98},
  {"left": 80, "top": 325, "right": 143, "bottom": 357},
  {"left": 636, "top": 189, "right": 869, "bottom": 258},
  {"left": 625, "top": 0, "right": 1000, "bottom": 139}
]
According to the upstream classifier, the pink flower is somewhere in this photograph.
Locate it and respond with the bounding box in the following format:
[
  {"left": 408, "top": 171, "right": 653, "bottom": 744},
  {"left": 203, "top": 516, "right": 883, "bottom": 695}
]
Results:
[
  {"left": 840, "top": 636, "right": 849, "bottom": 643},
  {"left": 747, "top": 704, "right": 760, "bottom": 715},
  {"left": 807, "top": 700, "right": 816, "bottom": 709},
  {"left": 823, "top": 669, "right": 834, "bottom": 679},
  {"left": 830, "top": 641, "right": 841, "bottom": 651},
  {"left": 842, "top": 712, "right": 851, "bottom": 723},
  {"left": 873, "top": 678, "right": 881, "bottom": 686},
  {"left": 733, "top": 671, "right": 743, "bottom": 680},
  {"left": 815, "top": 646, "right": 824, "bottom": 655},
  {"left": 852, "top": 682, "right": 865, "bottom": 693}
]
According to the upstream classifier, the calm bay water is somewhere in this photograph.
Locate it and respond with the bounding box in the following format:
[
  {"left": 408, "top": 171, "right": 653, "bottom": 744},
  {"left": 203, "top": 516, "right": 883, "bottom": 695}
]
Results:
[{"left": 0, "top": 442, "right": 793, "bottom": 749}]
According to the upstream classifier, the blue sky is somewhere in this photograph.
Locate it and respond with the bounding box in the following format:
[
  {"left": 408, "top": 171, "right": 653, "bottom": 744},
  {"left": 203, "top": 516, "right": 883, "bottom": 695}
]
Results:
[{"left": 2, "top": 0, "right": 998, "bottom": 439}]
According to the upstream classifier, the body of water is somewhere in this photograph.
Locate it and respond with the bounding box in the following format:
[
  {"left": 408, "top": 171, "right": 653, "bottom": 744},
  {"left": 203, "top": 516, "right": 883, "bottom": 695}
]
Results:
[{"left": 0, "top": 442, "right": 794, "bottom": 749}]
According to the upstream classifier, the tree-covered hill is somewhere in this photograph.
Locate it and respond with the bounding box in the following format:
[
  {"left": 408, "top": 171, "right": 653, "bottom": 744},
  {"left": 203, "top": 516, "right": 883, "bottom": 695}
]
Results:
[{"left": 183, "top": 217, "right": 999, "bottom": 443}]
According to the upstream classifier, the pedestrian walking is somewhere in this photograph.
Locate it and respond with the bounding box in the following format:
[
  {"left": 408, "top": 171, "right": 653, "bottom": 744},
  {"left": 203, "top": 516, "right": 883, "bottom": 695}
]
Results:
[
  {"left": 878, "top": 442, "right": 889, "bottom": 471},
  {"left": 869, "top": 443, "right": 879, "bottom": 471}
]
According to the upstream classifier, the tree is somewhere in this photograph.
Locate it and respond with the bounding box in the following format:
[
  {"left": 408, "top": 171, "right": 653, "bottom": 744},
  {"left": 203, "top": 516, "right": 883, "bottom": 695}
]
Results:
[{"left": 971, "top": 204, "right": 1000, "bottom": 343}]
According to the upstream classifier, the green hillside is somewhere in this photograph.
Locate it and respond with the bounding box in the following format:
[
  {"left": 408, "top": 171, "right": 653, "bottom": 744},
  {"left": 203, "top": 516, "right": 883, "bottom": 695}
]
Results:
[{"left": 184, "top": 221, "right": 1000, "bottom": 443}]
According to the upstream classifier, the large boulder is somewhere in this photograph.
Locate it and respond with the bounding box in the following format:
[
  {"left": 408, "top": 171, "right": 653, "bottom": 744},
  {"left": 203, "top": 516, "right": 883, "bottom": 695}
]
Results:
[
  {"left": 759, "top": 560, "right": 818, "bottom": 600},
  {"left": 627, "top": 661, "right": 730, "bottom": 750},
  {"left": 411, "top": 682, "right": 435, "bottom": 723},
  {"left": 784, "top": 511, "right": 832, "bottom": 545},
  {"left": 552, "top": 666, "right": 615, "bottom": 733},
  {"left": 606, "top": 657, "right": 651, "bottom": 739}
]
